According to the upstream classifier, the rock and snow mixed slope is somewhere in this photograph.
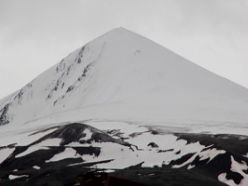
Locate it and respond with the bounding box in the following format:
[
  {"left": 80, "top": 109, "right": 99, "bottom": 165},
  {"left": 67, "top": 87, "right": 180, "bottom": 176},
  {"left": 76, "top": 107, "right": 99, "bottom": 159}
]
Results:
[
  {"left": 0, "top": 28, "right": 248, "bottom": 186},
  {"left": 1, "top": 121, "right": 248, "bottom": 186}
]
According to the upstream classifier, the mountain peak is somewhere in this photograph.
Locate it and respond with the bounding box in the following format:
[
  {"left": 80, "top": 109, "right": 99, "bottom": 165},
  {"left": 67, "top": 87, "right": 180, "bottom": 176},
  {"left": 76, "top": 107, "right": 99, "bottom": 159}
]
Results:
[
  {"left": 1, "top": 28, "right": 248, "bottom": 127},
  {"left": 107, "top": 27, "right": 132, "bottom": 34},
  {"left": 99, "top": 27, "right": 140, "bottom": 41},
  {"left": 110, "top": 26, "right": 128, "bottom": 31}
]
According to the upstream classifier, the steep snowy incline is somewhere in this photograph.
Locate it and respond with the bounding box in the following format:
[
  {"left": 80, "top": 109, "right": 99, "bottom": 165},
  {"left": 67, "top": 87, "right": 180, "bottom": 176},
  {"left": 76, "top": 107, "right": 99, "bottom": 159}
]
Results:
[{"left": 0, "top": 27, "right": 248, "bottom": 127}]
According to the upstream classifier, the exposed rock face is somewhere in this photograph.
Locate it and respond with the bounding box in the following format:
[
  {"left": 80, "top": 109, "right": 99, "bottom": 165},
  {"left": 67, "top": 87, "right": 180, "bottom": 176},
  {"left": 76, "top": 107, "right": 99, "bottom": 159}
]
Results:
[{"left": 0, "top": 104, "right": 10, "bottom": 126}]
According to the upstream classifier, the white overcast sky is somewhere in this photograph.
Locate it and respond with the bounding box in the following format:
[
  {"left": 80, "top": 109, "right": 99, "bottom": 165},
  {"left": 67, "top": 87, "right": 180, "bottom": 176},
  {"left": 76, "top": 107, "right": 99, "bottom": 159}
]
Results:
[{"left": 0, "top": 0, "right": 248, "bottom": 99}]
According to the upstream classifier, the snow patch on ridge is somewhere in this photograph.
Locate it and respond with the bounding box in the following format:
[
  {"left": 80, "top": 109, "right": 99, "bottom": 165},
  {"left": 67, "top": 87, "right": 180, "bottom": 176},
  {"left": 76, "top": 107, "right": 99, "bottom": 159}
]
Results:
[
  {"left": 9, "top": 174, "right": 29, "bottom": 180},
  {"left": 0, "top": 148, "right": 15, "bottom": 164},
  {"left": 46, "top": 148, "right": 79, "bottom": 163}
]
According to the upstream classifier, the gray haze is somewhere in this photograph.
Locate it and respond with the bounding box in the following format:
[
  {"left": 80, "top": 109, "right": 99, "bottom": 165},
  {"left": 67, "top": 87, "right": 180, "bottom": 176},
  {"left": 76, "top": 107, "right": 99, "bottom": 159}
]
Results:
[{"left": 0, "top": 0, "right": 248, "bottom": 99}]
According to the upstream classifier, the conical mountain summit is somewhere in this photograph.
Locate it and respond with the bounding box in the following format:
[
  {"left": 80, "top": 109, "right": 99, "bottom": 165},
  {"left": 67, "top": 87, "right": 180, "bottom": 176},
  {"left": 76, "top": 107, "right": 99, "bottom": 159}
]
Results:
[{"left": 0, "top": 27, "right": 248, "bottom": 127}]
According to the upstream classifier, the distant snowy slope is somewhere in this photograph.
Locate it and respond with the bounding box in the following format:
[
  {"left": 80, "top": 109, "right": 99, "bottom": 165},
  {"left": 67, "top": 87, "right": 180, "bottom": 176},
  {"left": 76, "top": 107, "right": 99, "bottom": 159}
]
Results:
[{"left": 0, "top": 27, "right": 248, "bottom": 127}]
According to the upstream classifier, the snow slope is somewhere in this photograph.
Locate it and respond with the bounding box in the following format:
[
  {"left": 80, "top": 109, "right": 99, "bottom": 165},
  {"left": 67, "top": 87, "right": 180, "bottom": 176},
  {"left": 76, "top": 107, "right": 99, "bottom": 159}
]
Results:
[{"left": 0, "top": 27, "right": 248, "bottom": 129}]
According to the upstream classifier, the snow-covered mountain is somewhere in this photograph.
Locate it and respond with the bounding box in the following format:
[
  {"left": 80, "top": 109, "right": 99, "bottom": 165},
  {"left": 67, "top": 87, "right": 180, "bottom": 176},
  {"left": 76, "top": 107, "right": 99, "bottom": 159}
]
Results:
[
  {"left": 1, "top": 27, "right": 248, "bottom": 127},
  {"left": 0, "top": 28, "right": 248, "bottom": 186}
]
